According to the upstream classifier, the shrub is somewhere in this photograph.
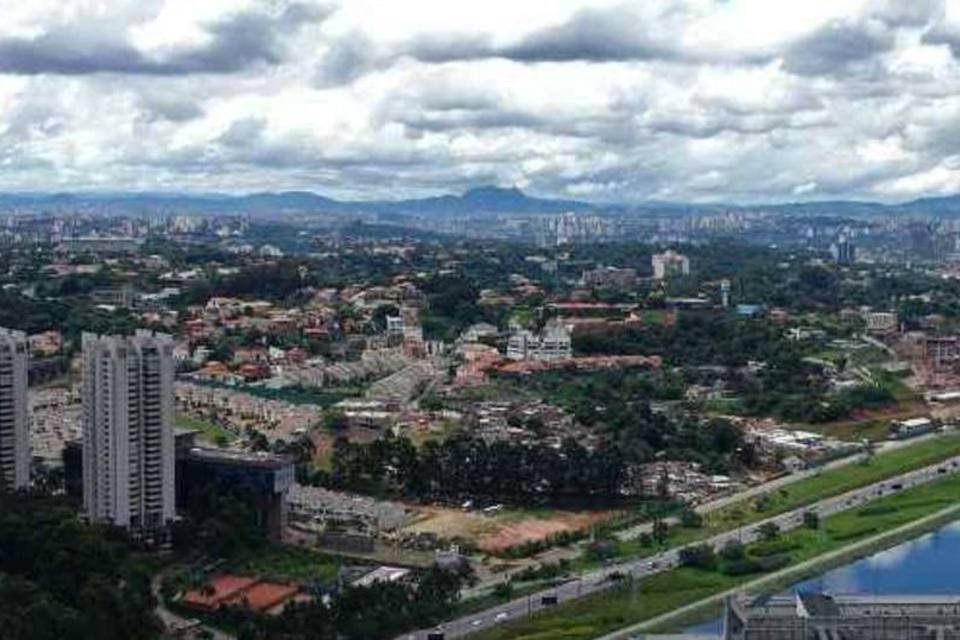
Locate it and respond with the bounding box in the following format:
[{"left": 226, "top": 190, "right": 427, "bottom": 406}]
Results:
[
  {"left": 756, "top": 522, "right": 780, "bottom": 541},
  {"left": 750, "top": 539, "right": 800, "bottom": 557},
  {"left": 829, "top": 525, "right": 878, "bottom": 541},
  {"left": 680, "top": 508, "right": 704, "bottom": 528},
  {"left": 721, "top": 552, "right": 791, "bottom": 576},
  {"left": 586, "top": 539, "right": 617, "bottom": 562},
  {"left": 493, "top": 582, "right": 514, "bottom": 599},
  {"left": 719, "top": 540, "right": 746, "bottom": 562},
  {"left": 678, "top": 544, "right": 716, "bottom": 570}
]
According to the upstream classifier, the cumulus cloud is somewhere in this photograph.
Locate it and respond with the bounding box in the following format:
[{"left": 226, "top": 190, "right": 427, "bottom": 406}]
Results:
[
  {"left": 0, "top": 0, "right": 958, "bottom": 202},
  {"left": 782, "top": 19, "right": 896, "bottom": 76},
  {"left": 399, "top": 4, "right": 769, "bottom": 66},
  {"left": 0, "top": 3, "right": 328, "bottom": 76}
]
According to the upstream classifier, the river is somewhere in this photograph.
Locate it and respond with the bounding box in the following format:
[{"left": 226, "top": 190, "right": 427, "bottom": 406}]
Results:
[{"left": 684, "top": 519, "right": 960, "bottom": 634}]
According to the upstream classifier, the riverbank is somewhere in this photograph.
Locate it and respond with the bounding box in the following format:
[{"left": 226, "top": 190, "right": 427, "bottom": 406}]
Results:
[
  {"left": 466, "top": 472, "right": 960, "bottom": 640},
  {"left": 607, "top": 502, "right": 960, "bottom": 638}
]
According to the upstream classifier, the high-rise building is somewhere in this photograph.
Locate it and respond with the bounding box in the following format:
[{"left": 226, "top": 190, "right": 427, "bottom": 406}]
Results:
[
  {"left": 652, "top": 250, "right": 690, "bottom": 279},
  {"left": 831, "top": 236, "right": 856, "bottom": 265},
  {"left": 82, "top": 331, "right": 175, "bottom": 535},
  {"left": 0, "top": 328, "right": 29, "bottom": 490},
  {"left": 720, "top": 279, "right": 731, "bottom": 308}
]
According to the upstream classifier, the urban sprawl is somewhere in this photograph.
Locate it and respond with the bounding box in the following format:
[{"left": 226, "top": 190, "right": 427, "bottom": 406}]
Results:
[{"left": 6, "top": 202, "right": 960, "bottom": 640}]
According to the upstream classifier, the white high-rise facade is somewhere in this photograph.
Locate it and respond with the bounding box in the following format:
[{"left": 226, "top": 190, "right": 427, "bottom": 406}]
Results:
[
  {"left": 82, "top": 331, "right": 175, "bottom": 533},
  {"left": 0, "top": 328, "right": 29, "bottom": 490}
]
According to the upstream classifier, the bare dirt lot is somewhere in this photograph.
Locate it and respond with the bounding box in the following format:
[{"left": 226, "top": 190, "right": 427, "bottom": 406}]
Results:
[{"left": 403, "top": 506, "right": 614, "bottom": 553}]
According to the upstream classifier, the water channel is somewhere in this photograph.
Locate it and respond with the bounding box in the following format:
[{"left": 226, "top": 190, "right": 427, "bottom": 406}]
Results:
[{"left": 684, "top": 519, "right": 960, "bottom": 634}]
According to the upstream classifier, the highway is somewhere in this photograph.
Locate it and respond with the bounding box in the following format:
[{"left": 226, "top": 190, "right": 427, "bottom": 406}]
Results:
[
  {"left": 397, "top": 452, "right": 960, "bottom": 640},
  {"left": 616, "top": 430, "right": 943, "bottom": 542}
]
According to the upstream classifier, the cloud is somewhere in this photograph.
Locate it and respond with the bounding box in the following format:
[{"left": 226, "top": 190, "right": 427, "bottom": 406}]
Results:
[
  {"left": 869, "top": 0, "right": 942, "bottom": 28},
  {"left": 782, "top": 19, "right": 895, "bottom": 76},
  {"left": 400, "top": 5, "right": 768, "bottom": 66},
  {"left": 217, "top": 117, "right": 267, "bottom": 148},
  {"left": 138, "top": 97, "right": 204, "bottom": 123},
  {"left": 922, "top": 18, "right": 960, "bottom": 58},
  {"left": 0, "top": 3, "right": 328, "bottom": 76},
  {"left": 0, "top": 0, "right": 956, "bottom": 203},
  {"left": 494, "top": 8, "right": 672, "bottom": 63},
  {"left": 314, "top": 34, "right": 380, "bottom": 86}
]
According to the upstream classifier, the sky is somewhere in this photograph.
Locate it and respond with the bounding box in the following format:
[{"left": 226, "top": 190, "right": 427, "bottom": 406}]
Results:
[{"left": 5, "top": 1, "right": 960, "bottom": 203}]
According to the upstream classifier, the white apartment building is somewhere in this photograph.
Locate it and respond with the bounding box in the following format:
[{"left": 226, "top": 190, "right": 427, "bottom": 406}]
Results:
[
  {"left": 506, "top": 329, "right": 536, "bottom": 360},
  {"left": 652, "top": 250, "right": 690, "bottom": 279},
  {"left": 864, "top": 311, "right": 898, "bottom": 335},
  {"left": 0, "top": 328, "right": 29, "bottom": 490},
  {"left": 82, "top": 331, "right": 175, "bottom": 534},
  {"left": 506, "top": 322, "right": 572, "bottom": 361}
]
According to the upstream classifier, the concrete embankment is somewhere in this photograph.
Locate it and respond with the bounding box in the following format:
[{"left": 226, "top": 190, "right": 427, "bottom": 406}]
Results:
[{"left": 596, "top": 503, "right": 960, "bottom": 640}]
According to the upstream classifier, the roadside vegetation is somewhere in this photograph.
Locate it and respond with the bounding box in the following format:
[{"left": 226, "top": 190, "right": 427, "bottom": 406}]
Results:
[
  {"left": 467, "top": 472, "right": 960, "bottom": 640},
  {"left": 600, "top": 432, "right": 960, "bottom": 563}
]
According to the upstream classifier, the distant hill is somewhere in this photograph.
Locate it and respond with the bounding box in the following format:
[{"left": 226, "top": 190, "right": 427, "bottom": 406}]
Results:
[
  {"left": 370, "top": 185, "right": 594, "bottom": 215},
  {"left": 0, "top": 185, "right": 593, "bottom": 217},
  {"left": 3, "top": 185, "right": 960, "bottom": 218},
  {"left": 889, "top": 194, "right": 960, "bottom": 216}
]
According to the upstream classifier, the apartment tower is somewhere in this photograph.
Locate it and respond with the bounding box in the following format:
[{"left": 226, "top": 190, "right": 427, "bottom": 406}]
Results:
[
  {"left": 82, "top": 331, "right": 175, "bottom": 534},
  {"left": 0, "top": 328, "right": 29, "bottom": 490}
]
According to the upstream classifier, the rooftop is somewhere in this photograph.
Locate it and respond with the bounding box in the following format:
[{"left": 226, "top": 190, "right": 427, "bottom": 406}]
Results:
[{"left": 184, "top": 446, "right": 293, "bottom": 470}]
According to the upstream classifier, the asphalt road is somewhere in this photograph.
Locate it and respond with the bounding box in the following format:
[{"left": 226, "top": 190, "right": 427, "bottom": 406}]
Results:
[
  {"left": 616, "top": 431, "right": 941, "bottom": 542},
  {"left": 398, "top": 452, "right": 960, "bottom": 640}
]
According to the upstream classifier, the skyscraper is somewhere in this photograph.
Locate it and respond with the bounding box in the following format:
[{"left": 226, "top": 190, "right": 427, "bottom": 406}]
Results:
[
  {"left": 0, "top": 328, "right": 29, "bottom": 490},
  {"left": 82, "top": 330, "right": 175, "bottom": 534},
  {"left": 652, "top": 250, "right": 691, "bottom": 279},
  {"left": 831, "top": 236, "right": 856, "bottom": 265}
]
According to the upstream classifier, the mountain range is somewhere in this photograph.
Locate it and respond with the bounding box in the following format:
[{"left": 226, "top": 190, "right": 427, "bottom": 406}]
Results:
[{"left": 4, "top": 186, "right": 960, "bottom": 218}]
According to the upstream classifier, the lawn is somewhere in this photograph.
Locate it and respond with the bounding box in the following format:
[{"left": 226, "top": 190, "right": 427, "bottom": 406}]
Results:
[
  {"left": 224, "top": 543, "right": 342, "bottom": 584},
  {"left": 797, "top": 418, "right": 890, "bottom": 443},
  {"left": 175, "top": 413, "right": 238, "bottom": 446},
  {"left": 469, "top": 569, "right": 738, "bottom": 640},
  {"left": 468, "top": 474, "right": 960, "bottom": 640}
]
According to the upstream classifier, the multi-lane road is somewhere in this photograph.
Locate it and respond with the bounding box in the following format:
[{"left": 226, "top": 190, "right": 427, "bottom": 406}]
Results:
[
  {"left": 399, "top": 452, "right": 960, "bottom": 640},
  {"left": 615, "top": 431, "right": 943, "bottom": 542}
]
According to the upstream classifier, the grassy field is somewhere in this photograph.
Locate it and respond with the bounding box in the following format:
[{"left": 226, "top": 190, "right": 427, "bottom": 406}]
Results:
[
  {"left": 224, "top": 543, "right": 342, "bottom": 583},
  {"left": 468, "top": 473, "right": 960, "bottom": 640},
  {"left": 797, "top": 418, "right": 890, "bottom": 443},
  {"left": 175, "top": 413, "right": 238, "bottom": 446}
]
